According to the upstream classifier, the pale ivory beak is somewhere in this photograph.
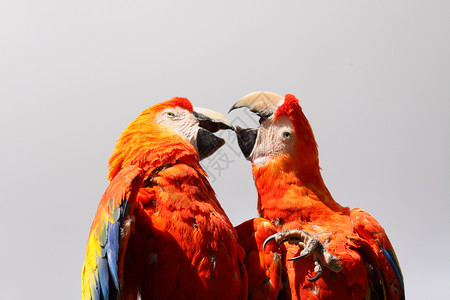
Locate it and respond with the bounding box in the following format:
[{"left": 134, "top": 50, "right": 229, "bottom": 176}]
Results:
[
  {"left": 228, "top": 91, "right": 284, "bottom": 118},
  {"left": 193, "top": 107, "right": 234, "bottom": 132}
]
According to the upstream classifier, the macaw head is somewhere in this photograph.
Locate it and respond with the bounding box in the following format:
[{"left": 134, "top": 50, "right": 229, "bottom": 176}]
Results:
[
  {"left": 108, "top": 97, "right": 233, "bottom": 180},
  {"left": 229, "top": 91, "right": 319, "bottom": 176}
]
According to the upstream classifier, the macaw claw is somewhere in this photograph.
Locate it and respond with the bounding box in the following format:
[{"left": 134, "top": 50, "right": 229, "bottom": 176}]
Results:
[
  {"left": 262, "top": 229, "right": 343, "bottom": 282},
  {"left": 262, "top": 233, "right": 287, "bottom": 253},
  {"left": 307, "top": 259, "right": 323, "bottom": 282}
]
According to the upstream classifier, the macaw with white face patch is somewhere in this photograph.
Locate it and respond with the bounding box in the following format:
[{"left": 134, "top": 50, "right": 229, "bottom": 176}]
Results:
[
  {"left": 82, "top": 97, "right": 247, "bottom": 300},
  {"left": 231, "top": 92, "right": 404, "bottom": 300}
]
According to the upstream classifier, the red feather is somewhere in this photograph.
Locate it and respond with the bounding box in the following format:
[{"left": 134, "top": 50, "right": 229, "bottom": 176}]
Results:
[
  {"left": 82, "top": 98, "right": 247, "bottom": 299},
  {"left": 241, "top": 94, "right": 404, "bottom": 299}
]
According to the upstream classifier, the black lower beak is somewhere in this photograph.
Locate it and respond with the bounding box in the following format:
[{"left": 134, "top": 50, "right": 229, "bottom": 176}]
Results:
[
  {"left": 196, "top": 128, "right": 225, "bottom": 160},
  {"left": 235, "top": 126, "right": 258, "bottom": 159}
]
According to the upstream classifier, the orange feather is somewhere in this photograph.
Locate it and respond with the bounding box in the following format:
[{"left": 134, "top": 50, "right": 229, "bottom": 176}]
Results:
[
  {"left": 235, "top": 218, "right": 283, "bottom": 300},
  {"left": 82, "top": 97, "right": 247, "bottom": 299},
  {"left": 241, "top": 94, "right": 404, "bottom": 299}
]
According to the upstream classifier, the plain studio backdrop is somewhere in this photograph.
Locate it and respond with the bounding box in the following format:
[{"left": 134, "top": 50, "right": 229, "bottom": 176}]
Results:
[{"left": 1, "top": 1, "right": 449, "bottom": 299}]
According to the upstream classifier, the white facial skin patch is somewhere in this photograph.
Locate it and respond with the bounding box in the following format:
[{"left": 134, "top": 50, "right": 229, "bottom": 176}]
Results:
[
  {"left": 155, "top": 107, "right": 200, "bottom": 148},
  {"left": 250, "top": 116, "right": 296, "bottom": 166}
]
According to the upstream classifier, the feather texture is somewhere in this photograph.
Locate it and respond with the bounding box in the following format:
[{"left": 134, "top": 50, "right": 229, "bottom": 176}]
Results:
[
  {"left": 82, "top": 98, "right": 247, "bottom": 299},
  {"left": 81, "top": 165, "right": 143, "bottom": 300},
  {"left": 236, "top": 218, "right": 283, "bottom": 300},
  {"left": 238, "top": 93, "right": 404, "bottom": 299}
]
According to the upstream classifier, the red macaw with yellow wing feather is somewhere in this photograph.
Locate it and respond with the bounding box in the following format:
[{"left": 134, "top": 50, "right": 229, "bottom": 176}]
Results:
[{"left": 82, "top": 97, "right": 247, "bottom": 299}]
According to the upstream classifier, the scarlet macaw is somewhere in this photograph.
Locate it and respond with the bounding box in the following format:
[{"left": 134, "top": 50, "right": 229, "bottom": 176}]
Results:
[
  {"left": 230, "top": 92, "right": 404, "bottom": 299},
  {"left": 81, "top": 97, "right": 248, "bottom": 299}
]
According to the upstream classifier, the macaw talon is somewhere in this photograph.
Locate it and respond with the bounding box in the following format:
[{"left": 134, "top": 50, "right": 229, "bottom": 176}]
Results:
[
  {"left": 262, "top": 233, "right": 276, "bottom": 253},
  {"left": 262, "top": 233, "right": 277, "bottom": 253},
  {"left": 264, "top": 228, "right": 343, "bottom": 281},
  {"left": 263, "top": 229, "right": 307, "bottom": 253},
  {"left": 287, "top": 231, "right": 323, "bottom": 261},
  {"left": 277, "top": 238, "right": 288, "bottom": 249},
  {"left": 262, "top": 233, "right": 290, "bottom": 253},
  {"left": 287, "top": 252, "right": 309, "bottom": 261},
  {"left": 307, "top": 259, "right": 324, "bottom": 282}
]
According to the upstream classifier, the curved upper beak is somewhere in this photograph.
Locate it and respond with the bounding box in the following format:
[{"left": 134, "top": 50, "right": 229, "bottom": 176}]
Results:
[
  {"left": 192, "top": 107, "right": 233, "bottom": 160},
  {"left": 229, "top": 91, "right": 284, "bottom": 161},
  {"left": 228, "top": 91, "right": 284, "bottom": 119},
  {"left": 193, "top": 107, "right": 234, "bottom": 132}
]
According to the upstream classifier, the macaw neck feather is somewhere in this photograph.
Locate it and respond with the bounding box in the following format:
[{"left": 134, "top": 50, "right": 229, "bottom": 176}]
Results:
[
  {"left": 252, "top": 156, "right": 348, "bottom": 225},
  {"left": 108, "top": 121, "right": 202, "bottom": 181}
]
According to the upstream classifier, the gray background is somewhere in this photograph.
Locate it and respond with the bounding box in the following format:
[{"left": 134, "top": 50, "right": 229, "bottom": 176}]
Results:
[{"left": 1, "top": 1, "right": 449, "bottom": 299}]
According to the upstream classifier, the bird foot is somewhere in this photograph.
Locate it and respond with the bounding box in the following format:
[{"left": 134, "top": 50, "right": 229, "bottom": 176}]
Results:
[{"left": 263, "top": 229, "right": 342, "bottom": 282}]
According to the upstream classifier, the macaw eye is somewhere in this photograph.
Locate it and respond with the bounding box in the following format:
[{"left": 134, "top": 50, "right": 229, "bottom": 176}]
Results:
[
  {"left": 282, "top": 131, "right": 292, "bottom": 139},
  {"left": 166, "top": 112, "right": 176, "bottom": 118}
]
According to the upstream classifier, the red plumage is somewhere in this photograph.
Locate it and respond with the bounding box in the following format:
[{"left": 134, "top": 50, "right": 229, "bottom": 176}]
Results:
[
  {"left": 234, "top": 93, "right": 404, "bottom": 299},
  {"left": 235, "top": 218, "right": 283, "bottom": 300},
  {"left": 82, "top": 98, "right": 247, "bottom": 299}
]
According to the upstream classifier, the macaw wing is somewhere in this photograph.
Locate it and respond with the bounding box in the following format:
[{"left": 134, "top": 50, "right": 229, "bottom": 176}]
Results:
[
  {"left": 235, "top": 218, "right": 283, "bottom": 300},
  {"left": 147, "top": 163, "right": 248, "bottom": 299},
  {"left": 350, "top": 208, "right": 405, "bottom": 300},
  {"left": 82, "top": 165, "right": 143, "bottom": 300}
]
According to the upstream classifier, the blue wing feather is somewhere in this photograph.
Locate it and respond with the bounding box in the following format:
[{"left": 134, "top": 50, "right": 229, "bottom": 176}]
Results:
[
  {"left": 91, "top": 270, "right": 100, "bottom": 300},
  {"left": 97, "top": 255, "right": 109, "bottom": 299},
  {"left": 107, "top": 218, "right": 122, "bottom": 291},
  {"left": 381, "top": 247, "right": 405, "bottom": 299},
  {"left": 91, "top": 201, "right": 126, "bottom": 299},
  {"left": 91, "top": 200, "right": 127, "bottom": 299},
  {"left": 82, "top": 165, "right": 143, "bottom": 300}
]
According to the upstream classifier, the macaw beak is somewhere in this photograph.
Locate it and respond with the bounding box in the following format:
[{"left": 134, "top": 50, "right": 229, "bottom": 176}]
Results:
[
  {"left": 193, "top": 107, "right": 234, "bottom": 132},
  {"left": 193, "top": 107, "right": 233, "bottom": 160},
  {"left": 235, "top": 126, "right": 258, "bottom": 159},
  {"left": 228, "top": 91, "right": 284, "bottom": 119},
  {"left": 229, "top": 91, "right": 283, "bottom": 160}
]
